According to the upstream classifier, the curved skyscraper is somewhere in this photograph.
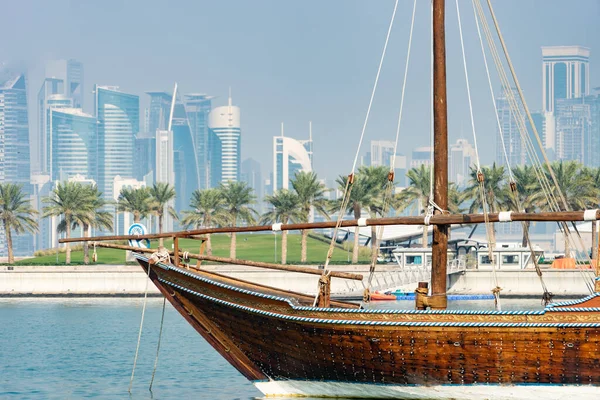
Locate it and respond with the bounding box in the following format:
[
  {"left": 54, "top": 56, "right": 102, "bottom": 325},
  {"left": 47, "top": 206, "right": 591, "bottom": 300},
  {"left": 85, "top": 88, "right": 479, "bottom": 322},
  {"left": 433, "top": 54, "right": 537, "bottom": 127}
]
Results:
[
  {"left": 208, "top": 95, "right": 241, "bottom": 186},
  {"left": 50, "top": 108, "right": 97, "bottom": 182},
  {"left": 273, "top": 125, "right": 313, "bottom": 192},
  {"left": 94, "top": 85, "right": 139, "bottom": 200}
]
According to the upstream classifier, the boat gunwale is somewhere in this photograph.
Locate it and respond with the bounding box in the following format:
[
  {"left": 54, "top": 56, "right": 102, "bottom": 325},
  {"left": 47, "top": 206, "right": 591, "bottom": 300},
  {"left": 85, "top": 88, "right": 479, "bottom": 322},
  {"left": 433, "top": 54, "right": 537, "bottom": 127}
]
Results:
[{"left": 134, "top": 254, "right": 600, "bottom": 317}]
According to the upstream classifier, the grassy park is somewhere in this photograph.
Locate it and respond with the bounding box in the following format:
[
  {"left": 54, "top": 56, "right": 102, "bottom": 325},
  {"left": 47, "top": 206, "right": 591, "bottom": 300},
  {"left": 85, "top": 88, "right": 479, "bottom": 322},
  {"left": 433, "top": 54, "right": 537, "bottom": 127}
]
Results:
[{"left": 13, "top": 233, "right": 369, "bottom": 266}]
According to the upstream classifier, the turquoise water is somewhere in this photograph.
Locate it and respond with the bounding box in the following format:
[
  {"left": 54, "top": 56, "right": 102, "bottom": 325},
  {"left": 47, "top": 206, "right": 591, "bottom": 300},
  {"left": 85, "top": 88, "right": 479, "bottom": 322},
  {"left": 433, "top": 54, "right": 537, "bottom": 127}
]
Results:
[{"left": 0, "top": 297, "right": 548, "bottom": 399}]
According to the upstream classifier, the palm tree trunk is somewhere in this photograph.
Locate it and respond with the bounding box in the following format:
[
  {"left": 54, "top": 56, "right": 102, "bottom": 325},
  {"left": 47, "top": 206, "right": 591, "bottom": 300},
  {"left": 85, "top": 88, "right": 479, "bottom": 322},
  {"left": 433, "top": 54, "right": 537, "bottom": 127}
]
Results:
[
  {"left": 134, "top": 213, "right": 141, "bottom": 223},
  {"left": 301, "top": 229, "right": 308, "bottom": 262},
  {"left": 83, "top": 224, "right": 90, "bottom": 265},
  {"left": 65, "top": 218, "right": 72, "bottom": 265},
  {"left": 230, "top": 232, "right": 237, "bottom": 259},
  {"left": 158, "top": 214, "right": 164, "bottom": 247},
  {"left": 4, "top": 221, "right": 14, "bottom": 264},
  {"left": 282, "top": 230, "right": 288, "bottom": 265}
]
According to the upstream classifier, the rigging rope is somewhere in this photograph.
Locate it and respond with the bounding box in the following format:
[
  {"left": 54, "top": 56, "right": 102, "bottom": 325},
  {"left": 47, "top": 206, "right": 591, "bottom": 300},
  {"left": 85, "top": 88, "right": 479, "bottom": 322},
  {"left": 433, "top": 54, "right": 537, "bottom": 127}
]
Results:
[
  {"left": 456, "top": 0, "right": 501, "bottom": 309},
  {"left": 475, "top": 0, "right": 595, "bottom": 293},
  {"left": 365, "top": 0, "right": 419, "bottom": 297},
  {"left": 129, "top": 264, "right": 151, "bottom": 393},
  {"left": 322, "top": 0, "right": 399, "bottom": 283}
]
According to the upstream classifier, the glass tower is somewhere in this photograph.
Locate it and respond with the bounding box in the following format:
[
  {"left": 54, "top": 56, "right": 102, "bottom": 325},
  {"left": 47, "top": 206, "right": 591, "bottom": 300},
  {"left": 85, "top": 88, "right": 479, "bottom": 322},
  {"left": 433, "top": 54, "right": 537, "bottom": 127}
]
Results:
[
  {"left": 45, "top": 59, "right": 84, "bottom": 108},
  {"left": 185, "top": 94, "right": 213, "bottom": 189},
  {"left": 94, "top": 85, "right": 139, "bottom": 201},
  {"left": 0, "top": 71, "right": 33, "bottom": 256},
  {"left": 208, "top": 96, "right": 241, "bottom": 187},
  {"left": 50, "top": 108, "right": 97, "bottom": 181},
  {"left": 542, "top": 46, "right": 590, "bottom": 114}
]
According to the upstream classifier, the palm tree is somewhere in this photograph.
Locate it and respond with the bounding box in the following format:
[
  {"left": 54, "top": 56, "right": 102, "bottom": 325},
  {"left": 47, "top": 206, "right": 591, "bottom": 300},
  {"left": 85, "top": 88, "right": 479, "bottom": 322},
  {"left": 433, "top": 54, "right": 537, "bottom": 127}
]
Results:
[
  {"left": 149, "top": 182, "right": 178, "bottom": 247},
  {"left": 544, "top": 161, "right": 598, "bottom": 257},
  {"left": 359, "top": 166, "right": 389, "bottom": 254},
  {"left": 0, "top": 183, "right": 38, "bottom": 264},
  {"left": 464, "top": 163, "right": 507, "bottom": 246},
  {"left": 508, "top": 165, "right": 544, "bottom": 247},
  {"left": 219, "top": 181, "right": 257, "bottom": 259},
  {"left": 290, "top": 171, "right": 330, "bottom": 262},
  {"left": 79, "top": 185, "right": 113, "bottom": 264},
  {"left": 43, "top": 181, "right": 94, "bottom": 264},
  {"left": 262, "top": 190, "right": 302, "bottom": 264},
  {"left": 116, "top": 187, "right": 152, "bottom": 224},
  {"left": 181, "top": 188, "right": 226, "bottom": 255},
  {"left": 393, "top": 164, "right": 431, "bottom": 246},
  {"left": 333, "top": 172, "right": 377, "bottom": 263}
]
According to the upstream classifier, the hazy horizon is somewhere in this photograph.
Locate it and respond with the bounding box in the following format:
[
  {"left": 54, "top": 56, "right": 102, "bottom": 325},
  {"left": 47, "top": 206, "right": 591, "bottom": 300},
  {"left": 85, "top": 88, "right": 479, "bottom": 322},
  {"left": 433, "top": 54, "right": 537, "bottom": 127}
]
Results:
[{"left": 2, "top": 0, "right": 599, "bottom": 182}]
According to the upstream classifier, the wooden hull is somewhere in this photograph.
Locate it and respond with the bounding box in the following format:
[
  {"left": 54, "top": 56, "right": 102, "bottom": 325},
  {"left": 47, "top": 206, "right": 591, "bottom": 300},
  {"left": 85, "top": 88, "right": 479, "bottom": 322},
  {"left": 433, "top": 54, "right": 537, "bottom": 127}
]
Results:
[{"left": 136, "top": 254, "right": 600, "bottom": 399}]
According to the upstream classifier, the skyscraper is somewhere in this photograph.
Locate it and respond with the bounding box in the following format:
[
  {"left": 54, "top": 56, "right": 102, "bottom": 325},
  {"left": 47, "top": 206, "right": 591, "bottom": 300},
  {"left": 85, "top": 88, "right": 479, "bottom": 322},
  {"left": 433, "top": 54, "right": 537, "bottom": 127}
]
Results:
[
  {"left": 185, "top": 94, "right": 213, "bottom": 189},
  {"left": 170, "top": 85, "right": 200, "bottom": 213},
  {"left": 449, "top": 139, "right": 476, "bottom": 186},
  {"left": 45, "top": 59, "right": 84, "bottom": 108},
  {"left": 273, "top": 125, "right": 313, "bottom": 192},
  {"left": 555, "top": 96, "right": 593, "bottom": 165},
  {"left": 144, "top": 91, "right": 173, "bottom": 181},
  {"left": 542, "top": 46, "right": 590, "bottom": 114},
  {"left": 410, "top": 147, "right": 432, "bottom": 169},
  {"left": 496, "top": 87, "right": 527, "bottom": 167},
  {"left": 49, "top": 108, "right": 97, "bottom": 181},
  {"left": 369, "top": 140, "right": 395, "bottom": 167},
  {"left": 0, "top": 71, "right": 33, "bottom": 256},
  {"left": 208, "top": 94, "right": 241, "bottom": 186},
  {"left": 94, "top": 85, "right": 139, "bottom": 201}
]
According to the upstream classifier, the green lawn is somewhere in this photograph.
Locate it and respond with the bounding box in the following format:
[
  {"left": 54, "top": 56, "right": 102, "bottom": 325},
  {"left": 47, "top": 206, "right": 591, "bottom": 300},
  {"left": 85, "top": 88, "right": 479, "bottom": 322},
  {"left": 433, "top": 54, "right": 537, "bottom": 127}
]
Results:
[{"left": 14, "top": 233, "right": 367, "bottom": 265}]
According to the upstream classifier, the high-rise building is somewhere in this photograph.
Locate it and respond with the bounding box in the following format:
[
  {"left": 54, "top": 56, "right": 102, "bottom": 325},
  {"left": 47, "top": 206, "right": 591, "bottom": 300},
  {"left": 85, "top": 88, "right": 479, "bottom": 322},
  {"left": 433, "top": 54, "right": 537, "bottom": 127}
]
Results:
[
  {"left": 0, "top": 71, "right": 33, "bottom": 256},
  {"left": 555, "top": 96, "right": 593, "bottom": 165},
  {"left": 410, "top": 147, "right": 432, "bottom": 169},
  {"left": 273, "top": 124, "right": 313, "bottom": 192},
  {"left": 185, "top": 94, "right": 213, "bottom": 189},
  {"left": 37, "top": 78, "right": 66, "bottom": 173},
  {"left": 49, "top": 108, "right": 97, "bottom": 181},
  {"left": 542, "top": 46, "right": 590, "bottom": 114},
  {"left": 496, "top": 87, "right": 527, "bottom": 167},
  {"left": 370, "top": 140, "right": 395, "bottom": 167},
  {"left": 94, "top": 85, "right": 139, "bottom": 201},
  {"left": 449, "top": 139, "right": 476, "bottom": 186},
  {"left": 144, "top": 91, "right": 173, "bottom": 182},
  {"left": 208, "top": 94, "right": 241, "bottom": 186},
  {"left": 171, "top": 86, "right": 200, "bottom": 213},
  {"left": 45, "top": 59, "right": 84, "bottom": 108}
]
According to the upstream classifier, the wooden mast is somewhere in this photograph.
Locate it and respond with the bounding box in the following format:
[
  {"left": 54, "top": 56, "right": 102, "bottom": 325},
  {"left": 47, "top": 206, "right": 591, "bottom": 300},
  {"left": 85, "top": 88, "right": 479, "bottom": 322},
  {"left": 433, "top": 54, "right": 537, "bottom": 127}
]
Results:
[{"left": 430, "top": 0, "right": 448, "bottom": 309}]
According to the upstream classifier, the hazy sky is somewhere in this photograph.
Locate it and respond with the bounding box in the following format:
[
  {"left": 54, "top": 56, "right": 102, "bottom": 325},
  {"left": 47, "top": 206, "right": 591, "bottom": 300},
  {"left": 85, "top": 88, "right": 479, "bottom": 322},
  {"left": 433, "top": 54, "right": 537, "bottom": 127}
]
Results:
[{"left": 3, "top": 0, "right": 600, "bottom": 181}]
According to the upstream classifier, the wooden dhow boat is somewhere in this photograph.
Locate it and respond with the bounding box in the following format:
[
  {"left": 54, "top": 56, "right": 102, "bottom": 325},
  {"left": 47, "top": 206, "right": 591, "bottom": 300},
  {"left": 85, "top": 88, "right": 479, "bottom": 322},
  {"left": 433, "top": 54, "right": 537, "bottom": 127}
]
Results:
[{"left": 62, "top": 0, "right": 600, "bottom": 398}]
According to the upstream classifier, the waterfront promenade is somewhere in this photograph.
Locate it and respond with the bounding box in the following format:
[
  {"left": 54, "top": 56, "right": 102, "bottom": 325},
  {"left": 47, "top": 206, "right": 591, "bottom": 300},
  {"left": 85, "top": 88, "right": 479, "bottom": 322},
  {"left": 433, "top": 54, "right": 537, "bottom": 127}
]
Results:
[{"left": 0, "top": 264, "right": 592, "bottom": 297}]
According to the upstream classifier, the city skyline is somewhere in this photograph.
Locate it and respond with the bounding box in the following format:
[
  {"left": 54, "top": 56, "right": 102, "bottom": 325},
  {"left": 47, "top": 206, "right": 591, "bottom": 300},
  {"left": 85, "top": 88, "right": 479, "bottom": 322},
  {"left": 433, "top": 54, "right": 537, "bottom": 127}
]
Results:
[{"left": 2, "top": 0, "right": 598, "bottom": 182}]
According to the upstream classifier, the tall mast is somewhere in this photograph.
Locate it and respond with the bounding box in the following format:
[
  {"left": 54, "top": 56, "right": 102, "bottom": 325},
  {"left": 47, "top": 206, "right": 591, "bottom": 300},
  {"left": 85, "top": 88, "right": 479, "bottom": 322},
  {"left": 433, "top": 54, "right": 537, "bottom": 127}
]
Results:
[{"left": 431, "top": 0, "right": 448, "bottom": 309}]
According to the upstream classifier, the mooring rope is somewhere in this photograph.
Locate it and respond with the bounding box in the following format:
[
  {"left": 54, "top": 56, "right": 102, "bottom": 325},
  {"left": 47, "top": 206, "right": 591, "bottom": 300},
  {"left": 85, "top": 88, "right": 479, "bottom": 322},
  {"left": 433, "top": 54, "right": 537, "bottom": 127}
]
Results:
[
  {"left": 128, "top": 264, "right": 151, "bottom": 393},
  {"left": 149, "top": 297, "right": 167, "bottom": 392}
]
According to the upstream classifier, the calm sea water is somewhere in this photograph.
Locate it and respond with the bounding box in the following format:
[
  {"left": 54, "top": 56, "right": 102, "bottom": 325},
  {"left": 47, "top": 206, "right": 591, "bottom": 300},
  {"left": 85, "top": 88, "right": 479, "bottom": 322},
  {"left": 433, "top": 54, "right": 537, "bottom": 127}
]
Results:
[{"left": 0, "top": 297, "right": 549, "bottom": 399}]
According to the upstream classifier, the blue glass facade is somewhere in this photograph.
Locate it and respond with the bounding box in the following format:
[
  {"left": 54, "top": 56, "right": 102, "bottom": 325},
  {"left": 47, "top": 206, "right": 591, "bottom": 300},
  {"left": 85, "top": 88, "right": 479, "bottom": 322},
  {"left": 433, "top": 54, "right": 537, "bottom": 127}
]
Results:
[
  {"left": 95, "top": 86, "right": 139, "bottom": 200},
  {"left": 185, "top": 94, "right": 212, "bottom": 190},
  {"left": 0, "top": 72, "right": 33, "bottom": 256},
  {"left": 171, "top": 101, "right": 200, "bottom": 213},
  {"left": 50, "top": 109, "right": 97, "bottom": 181}
]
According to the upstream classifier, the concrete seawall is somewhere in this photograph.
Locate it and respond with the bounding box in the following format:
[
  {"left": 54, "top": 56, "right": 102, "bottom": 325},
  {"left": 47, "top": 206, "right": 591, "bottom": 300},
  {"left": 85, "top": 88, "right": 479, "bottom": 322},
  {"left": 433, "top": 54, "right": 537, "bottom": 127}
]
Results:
[{"left": 0, "top": 265, "right": 594, "bottom": 297}]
